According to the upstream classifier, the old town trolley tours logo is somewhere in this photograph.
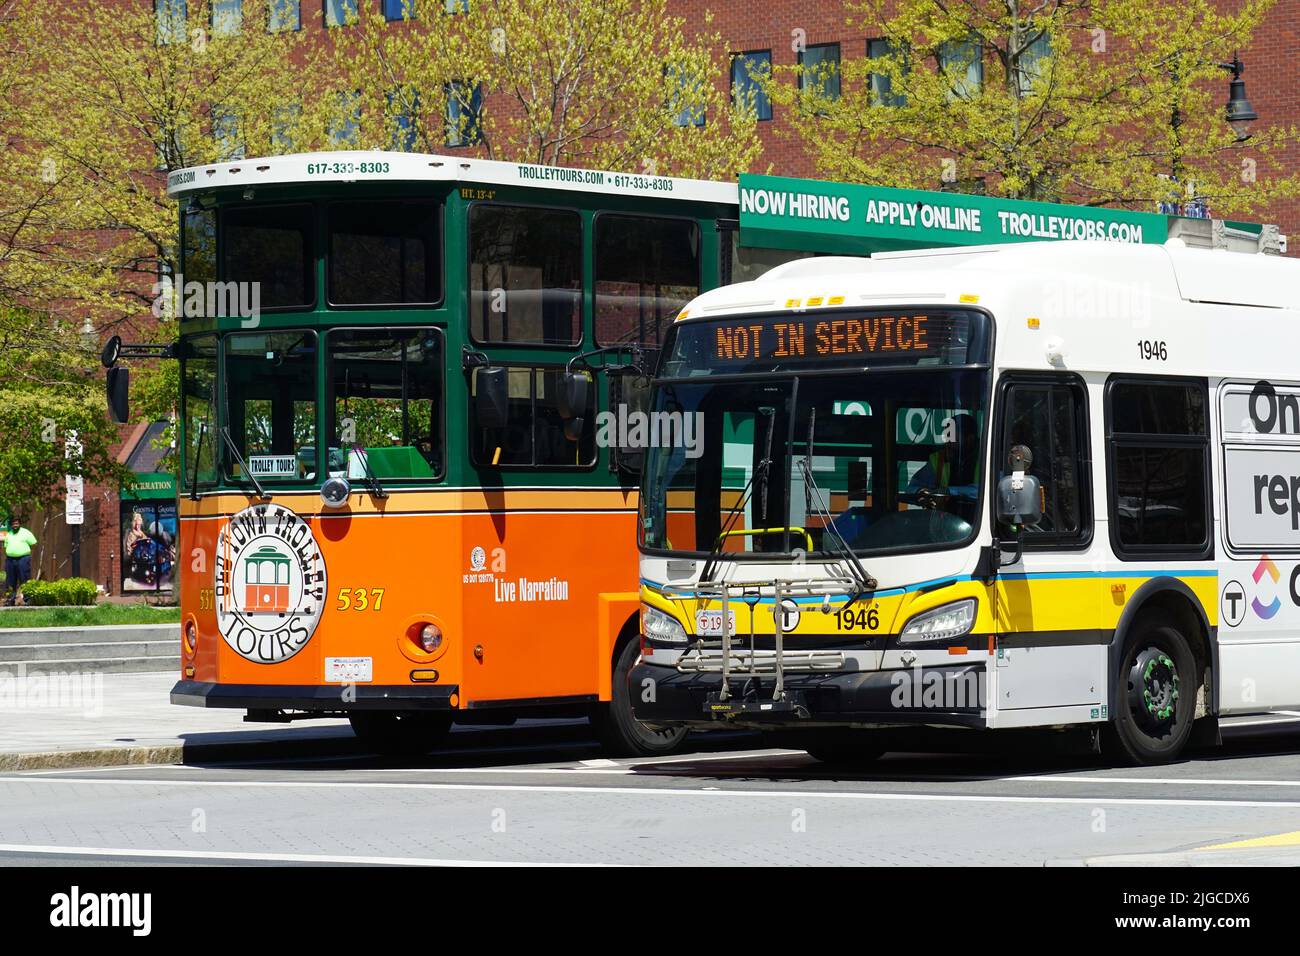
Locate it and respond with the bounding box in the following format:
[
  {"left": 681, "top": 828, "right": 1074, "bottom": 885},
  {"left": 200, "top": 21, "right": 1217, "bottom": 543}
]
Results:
[{"left": 214, "top": 503, "right": 327, "bottom": 664}]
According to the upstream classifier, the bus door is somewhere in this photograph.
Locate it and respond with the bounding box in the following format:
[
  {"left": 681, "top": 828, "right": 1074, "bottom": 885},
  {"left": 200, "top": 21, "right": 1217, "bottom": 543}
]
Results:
[{"left": 988, "top": 374, "right": 1103, "bottom": 712}]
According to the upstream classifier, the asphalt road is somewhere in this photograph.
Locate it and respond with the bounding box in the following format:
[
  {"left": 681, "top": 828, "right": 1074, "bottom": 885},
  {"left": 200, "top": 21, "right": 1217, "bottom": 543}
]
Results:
[{"left": 5, "top": 714, "right": 1300, "bottom": 866}]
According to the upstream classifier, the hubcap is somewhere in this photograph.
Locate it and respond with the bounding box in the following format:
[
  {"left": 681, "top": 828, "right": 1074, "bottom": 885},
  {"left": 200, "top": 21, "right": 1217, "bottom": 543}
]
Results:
[{"left": 1128, "top": 646, "right": 1180, "bottom": 734}]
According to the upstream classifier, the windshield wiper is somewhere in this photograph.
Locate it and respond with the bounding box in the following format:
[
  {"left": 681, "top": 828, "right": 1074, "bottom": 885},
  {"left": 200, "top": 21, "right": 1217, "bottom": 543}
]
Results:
[
  {"left": 350, "top": 445, "right": 390, "bottom": 500},
  {"left": 701, "top": 404, "right": 777, "bottom": 583},
  {"left": 219, "top": 426, "right": 270, "bottom": 501},
  {"left": 796, "top": 407, "right": 877, "bottom": 600}
]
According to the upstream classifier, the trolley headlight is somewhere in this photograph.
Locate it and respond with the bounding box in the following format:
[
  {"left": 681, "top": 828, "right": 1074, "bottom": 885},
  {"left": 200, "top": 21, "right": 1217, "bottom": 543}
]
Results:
[
  {"left": 321, "top": 476, "right": 350, "bottom": 509},
  {"left": 899, "top": 598, "right": 977, "bottom": 644},
  {"left": 641, "top": 605, "right": 687, "bottom": 646},
  {"left": 419, "top": 623, "right": 443, "bottom": 653}
]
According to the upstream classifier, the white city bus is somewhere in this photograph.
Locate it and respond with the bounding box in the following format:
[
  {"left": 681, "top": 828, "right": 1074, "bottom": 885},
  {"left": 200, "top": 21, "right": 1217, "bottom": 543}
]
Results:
[{"left": 631, "top": 239, "right": 1300, "bottom": 765}]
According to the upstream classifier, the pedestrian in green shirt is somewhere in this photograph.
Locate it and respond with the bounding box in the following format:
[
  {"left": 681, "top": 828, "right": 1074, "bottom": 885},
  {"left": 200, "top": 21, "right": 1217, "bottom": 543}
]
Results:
[{"left": 3, "top": 516, "right": 36, "bottom": 606}]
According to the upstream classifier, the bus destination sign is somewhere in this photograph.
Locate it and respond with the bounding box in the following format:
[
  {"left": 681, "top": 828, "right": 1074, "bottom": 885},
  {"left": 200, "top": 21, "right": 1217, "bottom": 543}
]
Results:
[{"left": 712, "top": 313, "right": 943, "bottom": 364}]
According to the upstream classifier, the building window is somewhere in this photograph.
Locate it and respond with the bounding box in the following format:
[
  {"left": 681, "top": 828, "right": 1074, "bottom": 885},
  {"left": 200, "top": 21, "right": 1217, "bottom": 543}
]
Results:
[
  {"left": 594, "top": 215, "right": 700, "bottom": 347},
  {"left": 387, "top": 88, "right": 419, "bottom": 151},
  {"left": 271, "top": 102, "right": 301, "bottom": 151},
  {"left": 938, "top": 39, "right": 983, "bottom": 100},
  {"left": 329, "top": 91, "right": 361, "bottom": 146},
  {"left": 328, "top": 199, "right": 441, "bottom": 305},
  {"left": 798, "top": 42, "right": 841, "bottom": 108},
  {"left": 445, "top": 0, "right": 469, "bottom": 12},
  {"left": 269, "top": 0, "right": 300, "bottom": 31},
  {"left": 730, "top": 50, "right": 772, "bottom": 121},
  {"left": 445, "top": 81, "right": 482, "bottom": 146},
  {"left": 469, "top": 204, "right": 581, "bottom": 346},
  {"left": 1016, "top": 32, "right": 1051, "bottom": 94},
  {"left": 324, "top": 0, "right": 357, "bottom": 28},
  {"left": 667, "top": 63, "right": 706, "bottom": 128},
  {"left": 156, "top": 0, "right": 187, "bottom": 45},
  {"left": 211, "top": 107, "right": 244, "bottom": 160},
  {"left": 383, "top": 0, "right": 414, "bottom": 19},
  {"left": 212, "top": 0, "right": 241, "bottom": 34},
  {"left": 997, "top": 376, "right": 1090, "bottom": 545},
  {"left": 1105, "top": 377, "right": 1212, "bottom": 558},
  {"left": 470, "top": 366, "right": 595, "bottom": 468},
  {"left": 867, "top": 38, "right": 907, "bottom": 107}
]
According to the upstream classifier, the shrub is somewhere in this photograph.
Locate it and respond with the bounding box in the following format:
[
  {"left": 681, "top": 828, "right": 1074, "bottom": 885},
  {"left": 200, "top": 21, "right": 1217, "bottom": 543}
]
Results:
[{"left": 20, "top": 577, "right": 98, "bottom": 606}]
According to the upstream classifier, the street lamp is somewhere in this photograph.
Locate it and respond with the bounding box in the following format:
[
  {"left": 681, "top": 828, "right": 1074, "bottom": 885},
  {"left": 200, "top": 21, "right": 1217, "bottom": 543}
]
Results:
[{"left": 1219, "top": 54, "right": 1258, "bottom": 141}]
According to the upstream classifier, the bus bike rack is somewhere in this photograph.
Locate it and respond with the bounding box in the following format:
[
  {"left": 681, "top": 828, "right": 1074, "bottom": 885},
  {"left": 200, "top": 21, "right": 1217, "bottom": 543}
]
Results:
[{"left": 666, "top": 573, "right": 860, "bottom": 717}]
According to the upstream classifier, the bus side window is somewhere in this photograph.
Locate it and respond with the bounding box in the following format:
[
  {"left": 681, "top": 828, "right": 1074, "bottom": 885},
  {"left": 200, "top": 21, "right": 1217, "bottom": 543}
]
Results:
[
  {"left": 468, "top": 205, "right": 581, "bottom": 347},
  {"left": 999, "top": 379, "right": 1089, "bottom": 544},
  {"left": 594, "top": 214, "right": 700, "bottom": 347},
  {"left": 471, "top": 366, "right": 595, "bottom": 469}
]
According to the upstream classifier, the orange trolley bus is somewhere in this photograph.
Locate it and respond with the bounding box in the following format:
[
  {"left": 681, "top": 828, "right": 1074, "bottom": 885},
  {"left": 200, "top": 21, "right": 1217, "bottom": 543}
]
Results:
[{"left": 129, "top": 151, "right": 775, "bottom": 755}]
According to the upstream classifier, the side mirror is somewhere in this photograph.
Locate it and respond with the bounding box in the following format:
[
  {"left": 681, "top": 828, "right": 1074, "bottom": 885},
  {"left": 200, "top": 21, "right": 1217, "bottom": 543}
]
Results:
[
  {"left": 474, "top": 367, "right": 509, "bottom": 429},
  {"left": 996, "top": 473, "right": 1043, "bottom": 527},
  {"left": 107, "top": 366, "right": 130, "bottom": 424},
  {"left": 557, "top": 371, "right": 589, "bottom": 421},
  {"left": 615, "top": 374, "right": 651, "bottom": 473}
]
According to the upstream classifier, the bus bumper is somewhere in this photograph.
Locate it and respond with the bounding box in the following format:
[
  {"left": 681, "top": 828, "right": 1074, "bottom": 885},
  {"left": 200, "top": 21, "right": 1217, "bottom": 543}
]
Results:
[
  {"left": 629, "top": 661, "right": 987, "bottom": 730},
  {"left": 171, "top": 680, "right": 458, "bottom": 712}
]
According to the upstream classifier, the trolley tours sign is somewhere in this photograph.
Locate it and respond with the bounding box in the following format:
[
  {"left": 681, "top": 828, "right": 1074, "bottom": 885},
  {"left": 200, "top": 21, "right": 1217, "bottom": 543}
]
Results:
[
  {"left": 738, "top": 174, "right": 1168, "bottom": 254},
  {"left": 215, "top": 503, "right": 327, "bottom": 664}
]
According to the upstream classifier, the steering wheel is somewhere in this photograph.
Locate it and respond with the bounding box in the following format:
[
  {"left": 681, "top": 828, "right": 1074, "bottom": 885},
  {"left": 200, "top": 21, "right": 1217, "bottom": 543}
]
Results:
[{"left": 898, "top": 487, "right": 950, "bottom": 511}]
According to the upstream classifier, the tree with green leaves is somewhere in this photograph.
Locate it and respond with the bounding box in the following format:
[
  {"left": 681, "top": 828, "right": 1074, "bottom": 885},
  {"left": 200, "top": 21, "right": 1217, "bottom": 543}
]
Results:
[
  {"left": 770, "top": 0, "right": 1296, "bottom": 217},
  {"left": 331, "top": 0, "right": 763, "bottom": 178}
]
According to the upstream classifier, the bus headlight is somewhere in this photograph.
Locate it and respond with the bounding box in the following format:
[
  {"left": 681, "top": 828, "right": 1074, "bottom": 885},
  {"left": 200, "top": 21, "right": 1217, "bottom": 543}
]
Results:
[
  {"left": 899, "top": 599, "right": 977, "bottom": 643},
  {"left": 321, "top": 476, "right": 350, "bottom": 509},
  {"left": 641, "top": 605, "right": 687, "bottom": 646}
]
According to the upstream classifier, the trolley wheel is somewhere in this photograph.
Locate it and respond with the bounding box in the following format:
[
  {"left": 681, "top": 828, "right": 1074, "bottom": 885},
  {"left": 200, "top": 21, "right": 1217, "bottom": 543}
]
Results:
[
  {"left": 804, "top": 729, "right": 886, "bottom": 766},
  {"left": 592, "top": 638, "right": 688, "bottom": 757},
  {"left": 1103, "top": 611, "right": 1197, "bottom": 765},
  {"left": 348, "top": 710, "right": 452, "bottom": 756}
]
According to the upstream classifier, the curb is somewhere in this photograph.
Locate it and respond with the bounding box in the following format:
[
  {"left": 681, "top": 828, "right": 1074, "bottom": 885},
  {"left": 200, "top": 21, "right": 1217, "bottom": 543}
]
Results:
[{"left": 0, "top": 734, "right": 362, "bottom": 772}]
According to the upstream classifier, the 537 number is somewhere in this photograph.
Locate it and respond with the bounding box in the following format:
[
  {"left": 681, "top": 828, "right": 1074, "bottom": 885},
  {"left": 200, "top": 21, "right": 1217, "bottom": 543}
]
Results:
[
  {"left": 1137, "top": 339, "right": 1168, "bottom": 361},
  {"left": 336, "top": 588, "right": 385, "bottom": 611},
  {"left": 835, "top": 607, "right": 880, "bottom": 631}
]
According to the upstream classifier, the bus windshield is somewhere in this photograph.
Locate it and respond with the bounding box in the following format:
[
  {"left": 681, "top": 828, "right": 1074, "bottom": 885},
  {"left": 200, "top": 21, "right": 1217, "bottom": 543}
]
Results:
[{"left": 641, "top": 313, "right": 991, "bottom": 557}]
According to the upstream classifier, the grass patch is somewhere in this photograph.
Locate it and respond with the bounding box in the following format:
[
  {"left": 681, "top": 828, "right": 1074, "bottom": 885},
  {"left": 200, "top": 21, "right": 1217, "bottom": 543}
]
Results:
[{"left": 0, "top": 604, "right": 181, "bottom": 629}]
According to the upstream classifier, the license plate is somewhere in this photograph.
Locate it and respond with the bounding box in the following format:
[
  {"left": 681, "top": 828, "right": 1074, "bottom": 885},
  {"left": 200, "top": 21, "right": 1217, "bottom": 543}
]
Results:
[
  {"left": 325, "top": 656, "right": 373, "bottom": 683},
  {"left": 695, "top": 609, "right": 736, "bottom": 637}
]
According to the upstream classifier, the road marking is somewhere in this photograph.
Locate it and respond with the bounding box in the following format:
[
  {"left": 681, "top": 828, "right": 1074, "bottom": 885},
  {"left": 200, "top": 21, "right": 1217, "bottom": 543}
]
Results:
[
  {"left": 1199, "top": 830, "right": 1300, "bottom": 850},
  {"left": 8, "top": 775, "right": 1300, "bottom": 809},
  {"left": 1222, "top": 715, "right": 1300, "bottom": 728},
  {"left": 1006, "top": 775, "right": 1300, "bottom": 788},
  {"left": 0, "top": 843, "right": 607, "bottom": 867}
]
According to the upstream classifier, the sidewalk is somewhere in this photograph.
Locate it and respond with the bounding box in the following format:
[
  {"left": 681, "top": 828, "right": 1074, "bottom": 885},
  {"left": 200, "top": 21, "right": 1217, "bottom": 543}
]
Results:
[{"left": 0, "top": 671, "right": 355, "bottom": 770}]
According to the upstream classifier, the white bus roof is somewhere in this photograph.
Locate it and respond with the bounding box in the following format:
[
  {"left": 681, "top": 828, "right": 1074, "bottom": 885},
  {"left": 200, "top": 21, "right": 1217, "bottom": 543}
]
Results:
[
  {"left": 165, "top": 150, "right": 739, "bottom": 205},
  {"left": 681, "top": 240, "right": 1300, "bottom": 317}
]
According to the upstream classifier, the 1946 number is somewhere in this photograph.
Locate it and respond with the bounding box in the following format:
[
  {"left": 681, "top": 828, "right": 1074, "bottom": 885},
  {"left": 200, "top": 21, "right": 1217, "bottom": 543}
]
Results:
[{"left": 1137, "top": 339, "right": 1168, "bottom": 361}]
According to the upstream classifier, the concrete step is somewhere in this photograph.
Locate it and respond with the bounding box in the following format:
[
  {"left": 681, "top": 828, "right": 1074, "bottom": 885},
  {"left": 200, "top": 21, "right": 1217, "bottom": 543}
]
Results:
[
  {"left": 0, "top": 640, "right": 178, "bottom": 662},
  {"left": 0, "top": 623, "right": 176, "bottom": 648},
  {"left": 0, "top": 656, "right": 179, "bottom": 675}
]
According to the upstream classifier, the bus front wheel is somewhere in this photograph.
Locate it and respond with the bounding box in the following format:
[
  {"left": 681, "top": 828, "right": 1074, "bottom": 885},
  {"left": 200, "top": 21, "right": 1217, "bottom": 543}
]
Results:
[
  {"left": 593, "top": 638, "right": 688, "bottom": 757},
  {"left": 349, "top": 711, "right": 452, "bottom": 756},
  {"left": 1104, "top": 612, "right": 1197, "bottom": 765}
]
